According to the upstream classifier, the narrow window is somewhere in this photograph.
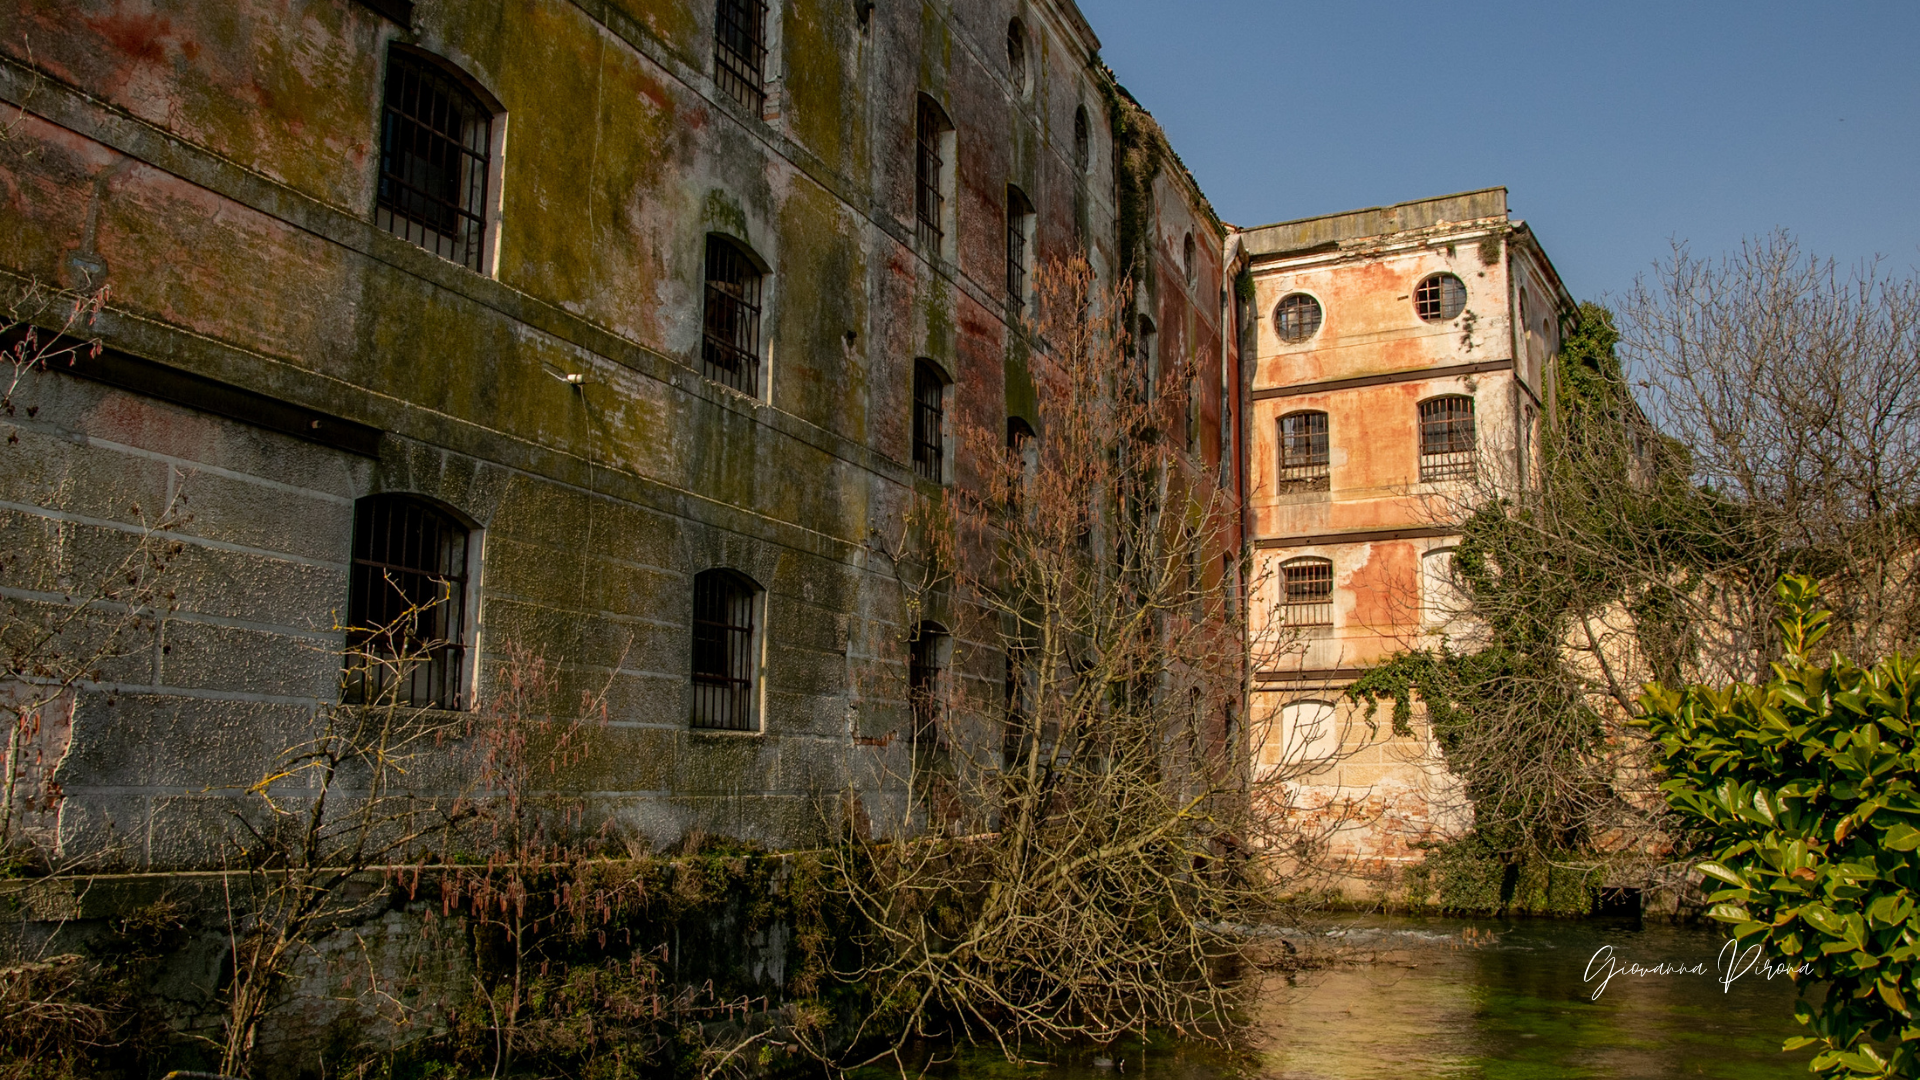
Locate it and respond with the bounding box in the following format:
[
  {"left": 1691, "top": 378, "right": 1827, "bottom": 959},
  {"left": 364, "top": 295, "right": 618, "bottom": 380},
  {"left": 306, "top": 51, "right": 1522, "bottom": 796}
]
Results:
[
  {"left": 1006, "top": 416, "right": 1036, "bottom": 508},
  {"left": 1277, "top": 410, "right": 1330, "bottom": 491},
  {"left": 912, "top": 358, "right": 949, "bottom": 482},
  {"left": 1274, "top": 293, "right": 1323, "bottom": 343},
  {"left": 909, "top": 622, "right": 947, "bottom": 747},
  {"left": 1414, "top": 273, "right": 1467, "bottom": 322},
  {"left": 1006, "top": 19, "right": 1029, "bottom": 96},
  {"left": 701, "top": 235, "right": 764, "bottom": 395},
  {"left": 1006, "top": 185, "right": 1034, "bottom": 308},
  {"left": 346, "top": 494, "right": 471, "bottom": 709},
  {"left": 1072, "top": 106, "right": 1090, "bottom": 172},
  {"left": 377, "top": 50, "right": 493, "bottom": 272},
  {"left": 1418, "top": 395, "right": 1476, "bottom": 481},
  {"left": 713, "top": 0, "right": 768, "bottom": 113},
  {"left": 1422, "top": 547, "right": 1464, "bottom": 629},
  {"left": 915, "top": 97, "right": 951, "bottom": 253},
  {"left": 691, "top": 569, "right": 759, "bottom": 730},
  {"left": 1183, "top": 232, "right": 1196, "bottom": 283},
  {"left": 1280, "top": 557, "right": 1333, "bottom": 627}
]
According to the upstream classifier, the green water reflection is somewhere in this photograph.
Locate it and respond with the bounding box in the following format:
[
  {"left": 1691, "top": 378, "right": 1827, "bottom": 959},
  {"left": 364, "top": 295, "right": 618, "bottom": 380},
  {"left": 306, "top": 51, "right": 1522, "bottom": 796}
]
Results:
[{"left": 874, "top": 915, "right": 1815, "bottom": 1080}]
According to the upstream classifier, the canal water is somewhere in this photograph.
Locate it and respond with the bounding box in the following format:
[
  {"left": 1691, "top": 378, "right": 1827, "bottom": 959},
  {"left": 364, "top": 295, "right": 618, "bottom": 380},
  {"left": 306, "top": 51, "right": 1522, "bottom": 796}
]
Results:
[{"left": 868, "top": 914, "right": 1816, "bottom": 1080}]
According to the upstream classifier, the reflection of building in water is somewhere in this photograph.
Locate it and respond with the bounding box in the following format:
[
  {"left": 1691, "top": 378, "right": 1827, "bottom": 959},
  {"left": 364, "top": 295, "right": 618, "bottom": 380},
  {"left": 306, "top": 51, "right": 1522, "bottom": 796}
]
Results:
[{"left": 1229, "top": 189, "right": 1575, "bottom": 877}]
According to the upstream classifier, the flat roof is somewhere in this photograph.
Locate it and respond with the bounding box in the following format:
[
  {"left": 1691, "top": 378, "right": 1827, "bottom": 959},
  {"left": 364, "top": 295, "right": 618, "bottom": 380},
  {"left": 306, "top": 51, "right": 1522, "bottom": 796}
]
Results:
[{"left": 1237, "top": 188, "right": 1509, "bottom": 258}]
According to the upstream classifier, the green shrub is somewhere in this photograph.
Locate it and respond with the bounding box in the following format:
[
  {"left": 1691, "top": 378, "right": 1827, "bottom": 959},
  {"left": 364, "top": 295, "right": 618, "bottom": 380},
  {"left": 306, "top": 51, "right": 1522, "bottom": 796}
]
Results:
[{"left": 1637, "top": 576, "right": 1920, "bottom": 1079}]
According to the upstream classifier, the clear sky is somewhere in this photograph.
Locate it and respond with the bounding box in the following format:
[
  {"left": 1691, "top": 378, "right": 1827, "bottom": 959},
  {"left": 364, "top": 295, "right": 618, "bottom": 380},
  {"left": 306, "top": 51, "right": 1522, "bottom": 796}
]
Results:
[{"left": 1076, "top": 0, "right": 1920, "bottom": 303}]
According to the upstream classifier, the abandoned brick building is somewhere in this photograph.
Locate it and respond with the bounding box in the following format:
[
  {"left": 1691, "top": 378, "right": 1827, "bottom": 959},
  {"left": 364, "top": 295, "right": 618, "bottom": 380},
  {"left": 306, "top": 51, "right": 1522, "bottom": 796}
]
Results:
[{"left": 0, "top": 0, "right": 1238, "bottom": 867}]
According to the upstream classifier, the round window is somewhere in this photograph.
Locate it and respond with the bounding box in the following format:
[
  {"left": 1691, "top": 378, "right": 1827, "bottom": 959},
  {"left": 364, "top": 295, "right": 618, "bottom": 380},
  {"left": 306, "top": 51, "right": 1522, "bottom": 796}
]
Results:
[
  {"left": 1415, "top": 273, "right": 1467, "bottom": 322},
  {"left": 1275, "top": 293, "right": 1323, "bottom": 343}
]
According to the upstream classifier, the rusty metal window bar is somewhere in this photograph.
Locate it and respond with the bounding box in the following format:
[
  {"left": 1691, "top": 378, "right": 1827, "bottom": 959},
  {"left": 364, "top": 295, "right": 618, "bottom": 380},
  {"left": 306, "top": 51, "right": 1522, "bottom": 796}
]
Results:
[
  {"left": 701, "top": 235, "right": 763, "bottom": 395},
  {"left": 916, "top": 97, "right": 948, "bottom": 252},
  {"left": 1275, "top": 293, "right": 1322, "bottom": 343},
  {"left": 1278, "top": 410, "right": 1330, "bottom": 491},
  {"left": 1006, "top": 185, "right": 1032, "bottom": 307},
  {"left": 1415, "top": 273, "right": 1467, "bottom": 322},
  {"left": 377, "top": 51, "right": 491, "bottom": 272},
  {"left": 1419, "top": 395, "right": 1477, "bottom": 481},
  {"left": 345, "top": 494, "right": 470, "bottom": 709},
  {"left": 913, "top": 358, "right": 947, "bottom": 482},
  {"left": 1281, "top": 557, "right": 1333, "bottom": 627},
  {"left": 691, "top": 569, "right": 757, "bottom": 730},
  {"left": 713, "top": 0, "right": 767, "bottom": 113},
  {"left": 909, "top": 624, "right": 946, "bottom": 748}
]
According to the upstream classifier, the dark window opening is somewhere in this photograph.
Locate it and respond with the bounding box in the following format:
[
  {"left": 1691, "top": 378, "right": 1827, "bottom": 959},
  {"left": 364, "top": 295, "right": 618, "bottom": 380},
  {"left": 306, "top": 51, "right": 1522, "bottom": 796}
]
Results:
[
  {"left": 1278, "top": 410, "right": 1330, "bottom": 491},
  {"left": 910, "top": 623, "right": 946, "bottom": 747},
  {"left": 1006, "top": 19, "right": 1028, "bottom": 94},
  {"left": 913, "top": 359, "right": 948, "bottom": 482},
  {"left": 691, "top": 569, "right": 758, "bottom": 730},
  {"left": 346, "top": 494, "right": 470, "bottom": 709},
  {"left": 1415, "top": 273, "right": 1467, "bottom": 322},
  {"left": 1006, "top": 415, "right": 1035, "bottom": 509},
  {"left": 1183, "top": 232, "right": 1196, "bottom": 283},
  {"left": 1281, "top": 557, "right": 1333, "bottom": 627},
  {"left": 1072, "top": 106, "right": 1090, "bottom": 172},
  {"left": 713, "top": 0, "right": 768, "bottom": 112},
  {"left": 915, "top": 97, "right": 949, "bottom": 252},
  {"left": 377, "top": 50, "right": 492, "bottom": 271},
  {"left": 1006, "top": 185, "right": 1033, "bottom": 308},
  {"left": 1275, "top": 293, "right": 1322, "bottom": 343},
  {"left": 1418, "top": 395, "right": 1476, "bottom": 481},
  {"left": 701, "top": 235, "right": 764, "bottom": 395}
]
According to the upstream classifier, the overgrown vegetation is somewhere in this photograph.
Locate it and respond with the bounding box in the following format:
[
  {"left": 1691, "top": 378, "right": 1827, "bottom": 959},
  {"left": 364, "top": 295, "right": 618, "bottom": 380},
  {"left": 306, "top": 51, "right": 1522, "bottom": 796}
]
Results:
[{"left": 1639, "top": 577, "right": 1920, "bottom": 1080}]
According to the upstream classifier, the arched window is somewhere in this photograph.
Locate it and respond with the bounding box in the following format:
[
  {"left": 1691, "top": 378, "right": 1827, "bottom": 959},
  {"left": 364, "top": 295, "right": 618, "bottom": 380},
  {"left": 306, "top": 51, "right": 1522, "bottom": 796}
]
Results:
[
  {"left": 1278, "top": 699, "right": 1339, "bottom": 773},
  {"left": 915, "top": 96, "right": 953, "bottom": 253},
  {"left": 1072, "top": 106, "right": 1090, "bottom": 172},
  {"left": 701, "top": 234, "right": 765, "bottom": 395},
  {"left": 691, "top": 569, "right": 761, "bottom": 730},
  {"left": 1006, "top": 415, "right": 1036, "bottom": 508},
  {"left": 1418, "top": 395, "right": 1476, "bottom": 481},
  {"left": 346, "top": 494, "right": 472, "bottom": 708},
  {"left": 713, "top": 0, "right": 768, "bottom": 112},
  {"left": 1006, "top": 185, "right": 1034, "bottom": 308},
  {"left": 1274, "top": 293, "right": 1323, "bottom": 343},
  {"left": 1280, "top": 556, "right": 1332, "bottom": 627},
  {"left": 1422, "top": 546, "right": 1465, "bottom": 629},
  {"left": 1277, "top": 410, "right": 1329, "bottom": 491},
  {"left": 1006, "top": 19, "right": 1030, "bottom": 96},
  {"left": 912, "top": 358, "right": 950, "bottom": 482},
  {"left": 1183, "top": 232, "right": 1196, "bottom": 283},
  {"left": 377, "top": 48, "right": 495, "bottom": 272},
  {"left": 909, "top": 621, "right": 949, "bottom": 747},
  {"left": 1414, "top": 272, "right": 1467, "bottom": 322}
]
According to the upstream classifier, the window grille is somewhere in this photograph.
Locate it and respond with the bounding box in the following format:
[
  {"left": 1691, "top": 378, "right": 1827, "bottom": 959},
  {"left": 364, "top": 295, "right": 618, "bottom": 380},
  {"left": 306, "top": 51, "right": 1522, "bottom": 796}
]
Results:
[
  {"left": 345, "top": 494, "right": 470, "bottom": 709},
  {"left": 1006, "top": 19, "right": 1028, "bottom": 94},
  {"left": 1418, "top": 395, "right": 1476, "bottom": 481},
  {"left": 691, "top": 570, "right": 757, "bottom": 730},
  {"left": 1415, "top": 273, "right": 1467, "bottom": 322},
  {"left": 1278, "top": 411, "right": 1330, "bottom": 491},
  {"left": 909, "top": 625, "right": 945, "bottom": 747},
  {"left": 713, "top": 0, "right": 767, "bottom": 112},
  {"left": 913, "top": 359, "right": 947, "bottom": 482},
  {"left": 1072, "top": 106, "right": 1090, "bottom": 172},
  {"left": 701, "top": 235, "right": 763, "bottom": 395},
  {"left": 1281, "top": 558, "right": 1333, "bottom": 627},
  {"left": 1275, "top": 293, "right": 1322, "bottom": 343},
  {"left": 1006, "top": 185, "right": 1032, "bottom": 307},
  {"left": 915, "top": 98, "right": 948, "bottom": 252},
  {"left": 378, "top": 51, "right": 491, "bottom": 271}
]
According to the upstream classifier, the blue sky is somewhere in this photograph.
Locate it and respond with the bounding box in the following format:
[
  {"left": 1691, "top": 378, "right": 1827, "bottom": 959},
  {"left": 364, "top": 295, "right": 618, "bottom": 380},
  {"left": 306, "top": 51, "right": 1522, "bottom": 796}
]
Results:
[{"left": 1077, "top": 1, "right": 1920, "bottom": 302}]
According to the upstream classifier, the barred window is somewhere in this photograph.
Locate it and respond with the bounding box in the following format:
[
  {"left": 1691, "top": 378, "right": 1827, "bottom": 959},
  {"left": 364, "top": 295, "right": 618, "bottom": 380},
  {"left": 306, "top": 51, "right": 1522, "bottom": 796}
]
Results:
[
  {"left": 1415, "top": 273, "right": 1467, "bottom": 322},
  {"left": 1275, "top": 293, "right": 1322, "bottom": 343},
  {"left": 1277, "top": 410, "right": 1330, "bottom": 491},
  {"left": 691, "top": 569, "right": 759, "bottom": 730},
  {"left": 701, "top": 235, "right": 764, "bottom": 395},
  {"left": 915, "top": 97, "right": 951, "bottom": 252},
  {"left": 377, "top": 50, "right": 493, "bottom": 271},
  {"left": 346, "top": 494, "right": 471, "bottom": 709},
  {"left": 713, "top": 0, "right": 768, "bottom": 112},
  {"left": 1072, "top": 106, "right": 1090, "bottom": 172},
  {"left": 913, "top": 358, "right": 948, "bottom": 482},
  {"left": 909, "top": 622, "right": 947, "bottom": 747},
  {"left": 1281, "top": 557, "right": 1333, "bottom": 627},
  {"left": 1418, "top": 395, "right": 1476, "bottom": 481},
  {"left": 1006, "top": 185, "right": 1033, "bottom": 308},
  {"left": 1006, "top": 19, "right": 1030, "bottom": 96}
]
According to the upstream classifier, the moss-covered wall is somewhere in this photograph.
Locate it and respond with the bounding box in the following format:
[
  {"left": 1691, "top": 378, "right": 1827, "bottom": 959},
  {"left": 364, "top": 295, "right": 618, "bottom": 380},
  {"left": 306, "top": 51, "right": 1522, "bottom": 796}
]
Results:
[{"left": 0, "top": 0, "right": 1250, "bottom": 867}]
